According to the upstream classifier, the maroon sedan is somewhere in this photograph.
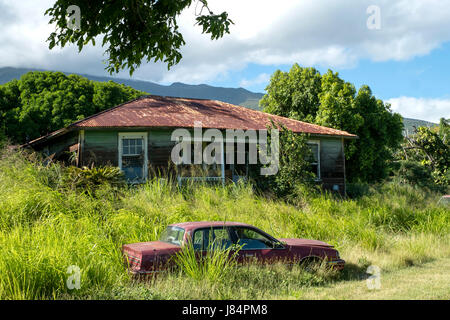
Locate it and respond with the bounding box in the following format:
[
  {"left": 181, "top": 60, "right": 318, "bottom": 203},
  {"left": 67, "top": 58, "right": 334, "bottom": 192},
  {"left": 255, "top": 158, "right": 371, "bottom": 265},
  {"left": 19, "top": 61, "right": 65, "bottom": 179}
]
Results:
[{"left": 122, "top": 221, "right": 345, "bottom": 275}]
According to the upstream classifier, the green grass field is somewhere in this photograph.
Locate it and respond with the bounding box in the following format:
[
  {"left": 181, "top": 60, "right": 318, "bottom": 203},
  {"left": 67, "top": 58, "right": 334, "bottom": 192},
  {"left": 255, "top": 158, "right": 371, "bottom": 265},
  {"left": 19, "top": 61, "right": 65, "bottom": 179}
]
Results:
[{"left": 0, "top": 150, "right": 448, "bottom": 300}]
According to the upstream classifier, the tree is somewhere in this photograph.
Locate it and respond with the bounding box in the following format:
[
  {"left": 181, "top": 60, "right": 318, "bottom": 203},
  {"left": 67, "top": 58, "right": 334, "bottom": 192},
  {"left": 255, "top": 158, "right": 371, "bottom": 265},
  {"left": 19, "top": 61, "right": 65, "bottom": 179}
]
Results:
[
  {"left": 438, "top": 117, "right": 449, "bottom": 143},
  {"left": 260, "top": 65, "right": 322, "bottom": 124},
  {"left": 260, "top": 64, "right": 404, "bottom": 183},
  {"left": 0, "top": 71, "right": 147, "bottom": 144},
  {"left": 45, "top": 0, "right": 233, "bottom": 75},
  {"left": 251, "top": 123, "right": 316, "bottom": 198},
  {"left": 401, "top": 124, "right": 450, "bottom": 187},
  {"left": 0, "top": 80, "right": 21, "bottom": 144}
]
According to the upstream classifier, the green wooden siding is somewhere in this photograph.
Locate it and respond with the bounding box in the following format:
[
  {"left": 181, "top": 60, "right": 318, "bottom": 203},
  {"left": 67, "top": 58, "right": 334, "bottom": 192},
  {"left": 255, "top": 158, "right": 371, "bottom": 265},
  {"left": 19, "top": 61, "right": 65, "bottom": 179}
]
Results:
[
  {"left": 82, "top": 130, "right": 119, "bottom": 166},
  {"left": 61, "top": 129, "right": 346, "bottom": 194},
  {"left": 148, "top": 129, "right": 176, "bottom": 171}
]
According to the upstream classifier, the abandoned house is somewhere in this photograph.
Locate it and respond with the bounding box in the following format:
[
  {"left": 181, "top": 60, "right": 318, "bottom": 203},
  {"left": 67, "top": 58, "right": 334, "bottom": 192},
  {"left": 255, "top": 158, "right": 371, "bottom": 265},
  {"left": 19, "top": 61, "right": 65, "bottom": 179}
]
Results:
[{"left": 25, "top": 95, "right": 357, "bottom": 193}]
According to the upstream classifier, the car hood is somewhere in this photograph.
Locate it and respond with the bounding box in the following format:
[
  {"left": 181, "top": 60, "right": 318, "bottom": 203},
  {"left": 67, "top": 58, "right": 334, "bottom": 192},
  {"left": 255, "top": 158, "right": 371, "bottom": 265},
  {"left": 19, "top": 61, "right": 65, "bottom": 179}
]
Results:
[
  {"left": 123, "top": 240, "right": 181, "bottom": 256},
  {"left": 278, "top": 238, "right": 333, "bottom": 248}
]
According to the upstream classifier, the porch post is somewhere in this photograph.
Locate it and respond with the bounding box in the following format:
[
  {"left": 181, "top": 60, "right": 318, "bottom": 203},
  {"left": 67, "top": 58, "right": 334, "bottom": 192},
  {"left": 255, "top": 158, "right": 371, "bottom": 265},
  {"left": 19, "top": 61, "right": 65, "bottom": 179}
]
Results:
[{"left": 221, "top": 139, "right": 225, "bottom": 186}]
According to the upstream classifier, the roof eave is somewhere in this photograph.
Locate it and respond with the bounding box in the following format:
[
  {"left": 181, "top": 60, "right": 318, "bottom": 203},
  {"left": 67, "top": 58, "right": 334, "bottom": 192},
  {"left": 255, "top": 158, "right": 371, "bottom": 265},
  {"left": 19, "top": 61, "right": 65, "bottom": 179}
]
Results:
[
  {"left": 20, "top": 127, "right": 76, "bottom": 148},
  {"left": 308, "top": 133, "right": 358, "bottom": 139}
]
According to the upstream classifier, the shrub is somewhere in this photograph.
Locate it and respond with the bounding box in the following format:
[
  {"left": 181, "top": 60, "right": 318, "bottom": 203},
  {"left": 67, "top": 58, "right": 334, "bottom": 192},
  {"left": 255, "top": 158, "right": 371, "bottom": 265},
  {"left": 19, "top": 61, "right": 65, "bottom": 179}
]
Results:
[
  {"left": 393, "top": 160, "right": 438, "bottom": 190},
  {"left": 62, "top": 165, "right": 125, "bottom": 195},
  {"left": 252, "top": 123, "right": 317, "bottom": 198},
  {"left": 346, "top": 181, "right": 371, "bottom": 198}
]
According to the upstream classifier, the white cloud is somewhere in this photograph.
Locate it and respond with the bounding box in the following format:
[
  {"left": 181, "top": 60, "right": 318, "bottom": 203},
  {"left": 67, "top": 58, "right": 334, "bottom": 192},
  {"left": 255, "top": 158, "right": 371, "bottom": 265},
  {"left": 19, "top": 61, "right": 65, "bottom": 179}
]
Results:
[
  {"left": 239, "top": 73, "right": 271, "bottom": 88},
  {"left": 1, "top": 0, "right": 450, "bottom": 86},
  {"left": 119, "top": 0, "right": 450, "bottom": 83},
  {"left": 386, "top": 97, "right": 450, "bottom": 123}
]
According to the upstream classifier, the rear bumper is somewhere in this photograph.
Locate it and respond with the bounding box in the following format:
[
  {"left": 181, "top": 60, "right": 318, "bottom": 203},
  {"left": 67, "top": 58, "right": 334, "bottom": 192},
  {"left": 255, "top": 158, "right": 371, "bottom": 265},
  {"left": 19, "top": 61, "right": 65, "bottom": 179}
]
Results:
[
  {"left": 327, "top": 259, "right": 345, "bottom": 270},
  {"left": 128, "top": 269, "right": 167, "bottom": 279}
]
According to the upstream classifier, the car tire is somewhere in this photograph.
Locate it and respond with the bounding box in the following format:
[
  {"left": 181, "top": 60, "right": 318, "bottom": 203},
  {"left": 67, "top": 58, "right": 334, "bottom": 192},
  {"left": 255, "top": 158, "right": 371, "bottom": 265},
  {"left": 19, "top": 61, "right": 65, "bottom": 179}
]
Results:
[{"left": 299, "top": 257, "right": 323, "bottom": 272}]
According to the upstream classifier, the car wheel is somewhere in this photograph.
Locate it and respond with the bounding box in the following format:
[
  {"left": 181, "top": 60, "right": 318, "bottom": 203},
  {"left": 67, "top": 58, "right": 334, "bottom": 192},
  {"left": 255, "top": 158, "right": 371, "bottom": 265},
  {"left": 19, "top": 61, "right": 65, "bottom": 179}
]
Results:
[{"left": 299, "top": 257, "right": 323, "bottom": 272}]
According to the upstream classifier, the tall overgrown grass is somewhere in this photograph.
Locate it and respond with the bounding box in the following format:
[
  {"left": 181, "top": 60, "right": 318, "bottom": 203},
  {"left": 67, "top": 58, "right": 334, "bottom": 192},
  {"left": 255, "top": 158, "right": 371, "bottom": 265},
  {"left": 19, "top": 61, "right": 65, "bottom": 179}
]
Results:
[
  {"left": 0, "top": 149, "right": 448, "bottom": 299},
  {"left": 172, "top": 242, "right": 240, "bottom": 282}
]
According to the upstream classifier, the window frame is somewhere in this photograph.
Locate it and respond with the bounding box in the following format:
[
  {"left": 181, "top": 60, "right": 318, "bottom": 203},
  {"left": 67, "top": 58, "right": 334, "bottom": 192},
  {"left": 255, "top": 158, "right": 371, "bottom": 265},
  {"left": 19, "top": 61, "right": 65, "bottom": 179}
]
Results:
[
  {"left": 118, "top": 132, "right": 148, "bottom": 182},
  {"left": 191, "top": 226, "right": 235, "bottom": 252},
  {"left": 229, "top": 226, "right": 284, "bottom": 251}
]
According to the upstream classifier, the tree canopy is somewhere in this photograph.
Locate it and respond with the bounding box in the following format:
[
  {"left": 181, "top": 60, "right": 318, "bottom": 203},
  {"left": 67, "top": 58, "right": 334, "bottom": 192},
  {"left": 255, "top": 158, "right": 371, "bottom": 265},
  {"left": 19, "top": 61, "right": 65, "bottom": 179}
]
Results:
[
  {"left": 45, "top": 0, "right": 233, "bottom": 75},
  {"left": 0, "top": 72, "right": 146, "bottom": 144},
  {"left": 260, "top": 64, "right": 404, "bottom": 183},
  {"left": 397, "top": 119, "right": 450, "bottom": 187}
]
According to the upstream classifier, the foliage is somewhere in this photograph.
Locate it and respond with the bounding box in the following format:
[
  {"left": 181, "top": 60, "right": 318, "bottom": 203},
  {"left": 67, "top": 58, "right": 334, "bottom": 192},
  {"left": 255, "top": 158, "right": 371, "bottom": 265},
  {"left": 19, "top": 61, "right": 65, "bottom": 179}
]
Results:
[
  {"left": 63, "top": 165, "right": 126, "bottom": 195},
  {"left": 393, "top": 160, "right": 436, "bottom": 190},
  {"left": 172, "top": 241, "right": 240, "bottom": 282},
  {"left": 260, "top": 66, "right": 322, "bottom": 124},
  {"left": 252, "top": 123, "right": 317, "bottom": 198},
  {"left": 260, "top": 64, "right": 404, "bottom": 183},
  {"left": 438, "top": 118, "right": 450, "bottom": 142},
  {"left": 45, "top": 0, "right": 233, "bottom": 75},
  {"left": 0, "top": 149, "right": 448, "bottom": 299},
  {"left": 0, "top": 128, "right": 6, "bottom": 150},
  {"left": 0, "top": 71, "right": 146, "bottom": 144},
  {"left": 398, "top": 120, "right": 450, "bottom": 187}
]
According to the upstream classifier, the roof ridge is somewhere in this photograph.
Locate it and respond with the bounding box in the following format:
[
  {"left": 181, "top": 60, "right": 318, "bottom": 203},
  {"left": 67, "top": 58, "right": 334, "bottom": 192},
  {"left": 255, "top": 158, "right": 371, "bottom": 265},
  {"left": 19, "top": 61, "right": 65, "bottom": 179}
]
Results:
[{"left": 214, "top": 99, "right": 354, "bottom": 136}]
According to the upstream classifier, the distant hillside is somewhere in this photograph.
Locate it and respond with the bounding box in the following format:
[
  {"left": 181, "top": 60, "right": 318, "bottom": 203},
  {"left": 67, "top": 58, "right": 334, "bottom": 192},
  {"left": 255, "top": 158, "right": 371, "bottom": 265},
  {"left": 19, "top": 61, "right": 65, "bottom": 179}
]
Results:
[
  {"left": 403, "top": 118, "right": 438, "bottom": 135},
  {"left": 0, "top": 67, "right": 264, "bottom": 109}
]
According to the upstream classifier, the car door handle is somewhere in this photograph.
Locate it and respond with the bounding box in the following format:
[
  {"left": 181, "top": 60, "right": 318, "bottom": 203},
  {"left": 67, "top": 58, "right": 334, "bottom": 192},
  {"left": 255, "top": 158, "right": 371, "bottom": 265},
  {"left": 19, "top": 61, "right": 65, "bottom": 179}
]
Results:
[{"left": 245, "top": 253, "right": 255, "bottom": 257}]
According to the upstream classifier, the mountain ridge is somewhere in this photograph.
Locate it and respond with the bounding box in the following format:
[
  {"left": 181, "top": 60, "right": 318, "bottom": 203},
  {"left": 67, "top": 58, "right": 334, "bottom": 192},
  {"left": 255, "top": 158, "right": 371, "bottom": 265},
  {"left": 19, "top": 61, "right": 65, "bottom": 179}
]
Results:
[{"left": 0, "top": 66, "right": 264, "bottom": 110}]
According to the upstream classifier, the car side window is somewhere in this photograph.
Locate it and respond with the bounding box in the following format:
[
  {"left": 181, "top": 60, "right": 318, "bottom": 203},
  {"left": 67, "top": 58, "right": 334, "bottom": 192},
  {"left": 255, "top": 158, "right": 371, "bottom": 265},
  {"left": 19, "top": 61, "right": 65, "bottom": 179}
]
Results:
[
  {"left": 211, "top": 228, "right": 233, "bottom": 250},
  {"left": 233, "top": 227, "right": 274, "bottom": 250},
  {"left": 192, "top": 227, "right": 233, "bottom": 251},
  {"left": 193, "top": 229, "right": 205, "bottom": 251}
]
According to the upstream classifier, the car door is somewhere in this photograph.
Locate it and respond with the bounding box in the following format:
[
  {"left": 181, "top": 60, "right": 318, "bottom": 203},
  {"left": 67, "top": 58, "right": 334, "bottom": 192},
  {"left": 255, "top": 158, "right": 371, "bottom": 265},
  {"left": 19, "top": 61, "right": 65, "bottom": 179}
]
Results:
[
  {"left": 230, "top": 226, "right": 288, "bottom": 264},
  {"left": 192, "top": 227, "right": 235, "bottom": 260}
]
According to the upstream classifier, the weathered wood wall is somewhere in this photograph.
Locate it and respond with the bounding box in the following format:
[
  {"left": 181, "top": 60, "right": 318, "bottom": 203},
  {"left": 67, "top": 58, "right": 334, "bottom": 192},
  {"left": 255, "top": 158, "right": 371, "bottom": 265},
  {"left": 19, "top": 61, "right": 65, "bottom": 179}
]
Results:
[
  {"left": 41, "top": 131, "right": 78, "bottom": 161},
  {"left": 46, "top": 129, "right": 346, "bottom": 194},
  {"left": 148, "top": 130, "right": 176, "bottom": 174},
  {"left": 81, "top": 130, "right": 118, "bottom": 167}
]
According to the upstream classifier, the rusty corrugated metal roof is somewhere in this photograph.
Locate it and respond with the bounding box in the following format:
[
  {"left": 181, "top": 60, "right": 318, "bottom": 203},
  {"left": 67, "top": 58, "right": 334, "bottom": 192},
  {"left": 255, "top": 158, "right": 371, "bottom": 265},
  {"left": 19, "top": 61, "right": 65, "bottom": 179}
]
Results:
[{"left": 68, "top": 95, "right": 356, "bottom": 138}]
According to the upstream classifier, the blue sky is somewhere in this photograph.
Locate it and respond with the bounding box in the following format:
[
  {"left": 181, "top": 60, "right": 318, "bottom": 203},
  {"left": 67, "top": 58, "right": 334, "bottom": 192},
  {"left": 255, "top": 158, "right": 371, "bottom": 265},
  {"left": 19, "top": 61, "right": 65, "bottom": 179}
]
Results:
[
  {"left": 210, "top": 41, "right": 450, "bottom": 101},
  {"left": 1, "top": 0, "right": 450, "bottom": 122}
]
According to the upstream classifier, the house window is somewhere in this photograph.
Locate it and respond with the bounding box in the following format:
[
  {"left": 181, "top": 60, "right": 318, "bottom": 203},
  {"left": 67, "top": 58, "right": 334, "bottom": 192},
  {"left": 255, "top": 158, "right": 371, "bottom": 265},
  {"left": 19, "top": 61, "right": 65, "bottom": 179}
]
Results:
[
  {"left": 122, "top": 138, "right": 143, "bottom": 156},
  {"left": 307, "top": 140, "right": 320, "bottom": 180},
  {"left": 118, "top": 133, "right": 148, "bottom": 183}
]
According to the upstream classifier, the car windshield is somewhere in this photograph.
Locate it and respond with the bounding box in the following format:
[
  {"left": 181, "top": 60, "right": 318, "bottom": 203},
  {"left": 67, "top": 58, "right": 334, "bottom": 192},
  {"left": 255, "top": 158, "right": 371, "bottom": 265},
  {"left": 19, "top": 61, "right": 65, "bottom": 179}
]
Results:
[{"left": 159, "top": 226, "right": 185, "bottom": 246}]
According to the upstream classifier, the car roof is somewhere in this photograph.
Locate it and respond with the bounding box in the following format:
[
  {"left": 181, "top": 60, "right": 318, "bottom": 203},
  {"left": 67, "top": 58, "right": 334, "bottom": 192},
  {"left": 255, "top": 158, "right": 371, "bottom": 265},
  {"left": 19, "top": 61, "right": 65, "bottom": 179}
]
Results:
[{"left": 169, "top": 221, "right": 253, "bottom": 231}]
